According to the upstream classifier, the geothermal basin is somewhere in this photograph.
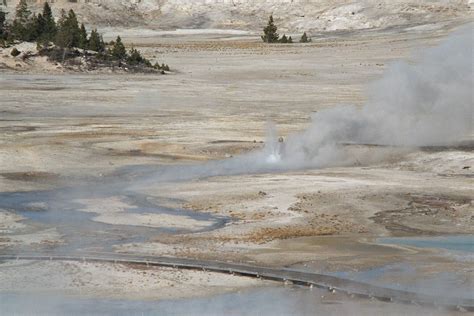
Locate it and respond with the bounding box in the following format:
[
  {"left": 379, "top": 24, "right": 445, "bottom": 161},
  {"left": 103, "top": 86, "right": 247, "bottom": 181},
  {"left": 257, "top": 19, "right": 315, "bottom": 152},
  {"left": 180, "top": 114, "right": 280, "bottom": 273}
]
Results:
[{"left": 1, "top": 22, "right": 473, "bottom": 315}]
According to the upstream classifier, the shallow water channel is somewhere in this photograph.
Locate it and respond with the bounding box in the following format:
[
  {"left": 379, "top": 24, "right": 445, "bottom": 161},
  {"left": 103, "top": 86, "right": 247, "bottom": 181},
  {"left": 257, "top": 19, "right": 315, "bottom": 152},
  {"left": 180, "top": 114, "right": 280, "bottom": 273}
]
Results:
[
  {"left": 326, "top": 235, "right": 474, "bottom": 300},
  {"left": 378, "top": 235, "right": 474, "bottom": 253},
  {"left": 0, "top": 186, "right": 228, "bottom": 253}
]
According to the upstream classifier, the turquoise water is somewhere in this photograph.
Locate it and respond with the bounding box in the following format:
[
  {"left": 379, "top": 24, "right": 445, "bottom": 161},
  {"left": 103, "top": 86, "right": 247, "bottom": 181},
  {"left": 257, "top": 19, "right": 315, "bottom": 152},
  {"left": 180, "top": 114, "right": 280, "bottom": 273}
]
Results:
[{"left": 378, "top": 235, "right": 474, "bottom": 253}]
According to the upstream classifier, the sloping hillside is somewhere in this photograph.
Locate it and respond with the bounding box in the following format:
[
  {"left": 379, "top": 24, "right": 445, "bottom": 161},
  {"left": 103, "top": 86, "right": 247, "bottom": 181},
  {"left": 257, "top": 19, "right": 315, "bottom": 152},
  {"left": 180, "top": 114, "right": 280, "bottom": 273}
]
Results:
[{"left": 2, "top": 0, "right": 472, "bottom": 32}]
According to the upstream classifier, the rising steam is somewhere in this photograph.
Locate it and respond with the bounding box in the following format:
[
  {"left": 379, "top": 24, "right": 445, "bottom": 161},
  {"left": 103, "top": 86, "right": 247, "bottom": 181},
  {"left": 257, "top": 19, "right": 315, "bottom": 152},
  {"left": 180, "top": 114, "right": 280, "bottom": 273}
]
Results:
[
  {"left": 270, "top": 26, "right": 472, "bottom": 169},
  {"left": 135, "top": 26, "right": 472, "bottom": 186}
]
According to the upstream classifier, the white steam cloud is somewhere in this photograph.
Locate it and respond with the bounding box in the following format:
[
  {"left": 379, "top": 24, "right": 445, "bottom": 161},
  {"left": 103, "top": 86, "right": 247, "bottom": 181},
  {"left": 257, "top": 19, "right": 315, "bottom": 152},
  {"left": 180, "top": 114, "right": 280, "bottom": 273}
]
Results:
[
  {"left": 136, "top": 26, "right": 472, "bottom": 186},
  {"left": 271, "top": 26, "right": 472, "bottom": 169}
]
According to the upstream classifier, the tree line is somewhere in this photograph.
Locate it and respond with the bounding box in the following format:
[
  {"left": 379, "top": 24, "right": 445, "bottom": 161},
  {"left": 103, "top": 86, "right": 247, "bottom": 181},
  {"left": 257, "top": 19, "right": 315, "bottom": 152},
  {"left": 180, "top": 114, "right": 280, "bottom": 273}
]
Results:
[
  {"left": 0, "top": 0, "right": 169, "bottom": 71},
  {"left": 261, "top": 15, "right": 311, "bottom": 44}
]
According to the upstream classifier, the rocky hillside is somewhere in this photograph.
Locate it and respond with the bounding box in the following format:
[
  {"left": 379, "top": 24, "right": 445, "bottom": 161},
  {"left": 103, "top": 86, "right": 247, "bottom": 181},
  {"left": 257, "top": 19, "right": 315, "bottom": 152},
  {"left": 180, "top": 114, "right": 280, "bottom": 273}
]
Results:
[{"left": 2, "top": 0, "right": 472, "bottom": 32}]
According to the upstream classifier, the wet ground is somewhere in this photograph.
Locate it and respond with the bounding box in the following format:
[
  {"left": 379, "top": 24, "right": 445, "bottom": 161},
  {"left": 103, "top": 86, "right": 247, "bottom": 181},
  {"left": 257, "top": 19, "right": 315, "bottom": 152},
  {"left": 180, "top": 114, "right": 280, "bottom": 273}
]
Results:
[
  {"left": 378, "top": 235, "right": 474, "bottom": 253},
  {"left": 0, "top": 285, "right": 464, "bottom": 316},
  {"left": 329, "top": 235, "right": 473, "bottom": 300},
  {"left": 0, "top": 186, "right": 229, "bottom": 253}
]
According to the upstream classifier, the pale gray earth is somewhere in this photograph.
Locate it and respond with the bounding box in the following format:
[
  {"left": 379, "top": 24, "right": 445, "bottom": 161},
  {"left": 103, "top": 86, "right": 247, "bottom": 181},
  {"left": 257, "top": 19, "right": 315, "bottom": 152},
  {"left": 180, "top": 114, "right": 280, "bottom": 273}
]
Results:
[
  {"left": 2, "top": 0, "right": 473, "bottom": 32},
  {"left": 0, "top": 16, "right": 473, "bottom": 315}
]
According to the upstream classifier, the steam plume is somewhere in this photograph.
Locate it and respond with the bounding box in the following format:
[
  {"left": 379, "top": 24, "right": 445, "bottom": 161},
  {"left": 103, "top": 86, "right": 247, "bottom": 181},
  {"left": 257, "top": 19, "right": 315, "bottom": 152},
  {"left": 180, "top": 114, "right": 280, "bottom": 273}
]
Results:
[
  {"left": 272, "top": 26, "right": 472, "bottom": 169},
  {"left": 136, "top": 26, "right": 472, "bottom": 186}
]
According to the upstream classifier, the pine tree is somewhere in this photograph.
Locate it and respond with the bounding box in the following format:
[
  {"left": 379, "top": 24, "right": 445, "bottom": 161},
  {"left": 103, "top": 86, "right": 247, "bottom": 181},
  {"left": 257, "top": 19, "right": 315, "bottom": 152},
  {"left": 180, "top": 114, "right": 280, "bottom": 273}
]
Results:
[
  {"left": 261, "top": 15, "right": 279, "bottom": 43},
  {"left": 111, "top": 35, "right": 126, "bottom": 60},
  {"left": 87, "top": 29, "right": 105, "bottom": 52},
  {"left": 54, "top": 10, "right": 70, "bottom": 48},
  {"left": 40, "top": 2, "right": 56, "bottom": 41},
  {"left": 55, "top": 9, "right": 81, "bottom": 48},
  {"left": 26, "top": 13, "right": 42, "bottom": 41},
  {"left": 65, "top": 9, "right": 80, "bottom": 47},
  {"left": 280, "top": 34, "right": 288, "bottom": 43},
  {"left": 78, "top": 23, "right": 88, "bottom": 49},
  {"left": 14, "top": 0, "right": 30, "bottom": 24},
  {"left": 11, "top": 0, "right": 32, "bottom": 41},
  {"left": 288, "top": 36, "right": 293, "bottom": 43},
  {"left": 57, "top": 9, "right": 67, "bottom": 28},
  {"left": 127, "top": 47, "right": 144, "bottom": 65},
  {"left": 300, "top": 32, "right": 310, "bottom": 43},
  {"left": 35, "top": 13, "right": 45, "bottom": 37},
  {"left": 0, "top": 7, "right": 6, "bottom": 40}
]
